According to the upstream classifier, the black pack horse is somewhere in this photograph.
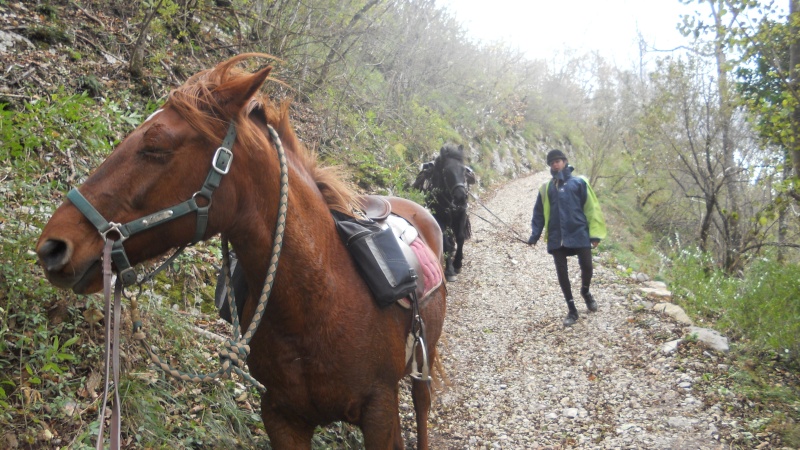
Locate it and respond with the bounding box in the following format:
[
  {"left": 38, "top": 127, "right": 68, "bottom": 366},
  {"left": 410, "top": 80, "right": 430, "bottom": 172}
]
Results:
[{"left": 413, "top": 143, "right": 473, "bottom": 281}]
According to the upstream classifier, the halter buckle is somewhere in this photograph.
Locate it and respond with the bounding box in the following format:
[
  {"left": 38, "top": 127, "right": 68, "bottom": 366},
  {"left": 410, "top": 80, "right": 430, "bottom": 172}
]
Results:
[
  {"left": 101, "top": 222, "right": 128, "bottom": 243},
  {"left": 212, "top": 146, "right": 234, "bottom": 175},
  {"left": 118, "top": 267, "right": 138, "bottom": 286}
]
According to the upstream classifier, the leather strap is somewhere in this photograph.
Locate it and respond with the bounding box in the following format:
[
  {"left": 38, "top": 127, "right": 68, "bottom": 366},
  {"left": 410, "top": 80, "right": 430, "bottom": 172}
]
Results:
[
  {"left": 68, "top": 122, "right": 237, "bottom": 286},
  {"left": 96, "top": 239, "right": 122, "bottom": 450}
]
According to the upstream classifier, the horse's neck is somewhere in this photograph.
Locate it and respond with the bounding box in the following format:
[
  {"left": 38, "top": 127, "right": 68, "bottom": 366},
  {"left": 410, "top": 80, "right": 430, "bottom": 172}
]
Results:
[{"left": 227, "top": 181, "right": 347, "bottom": 332}]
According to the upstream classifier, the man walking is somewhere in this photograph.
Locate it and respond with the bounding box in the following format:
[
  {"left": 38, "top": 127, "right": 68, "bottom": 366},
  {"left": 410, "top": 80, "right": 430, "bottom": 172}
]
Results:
[{"left": 527, "top": 149, "right": 607, "bottom": 326}]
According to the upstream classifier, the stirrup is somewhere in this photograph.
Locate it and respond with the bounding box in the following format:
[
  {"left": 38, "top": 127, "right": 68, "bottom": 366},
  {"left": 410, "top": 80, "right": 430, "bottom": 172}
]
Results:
[
  {"left": 404, "top": 291, "right": 430, "bottom": 382},
  {"left": 405, "top": 332, "right": 430, "bottom": 382}
]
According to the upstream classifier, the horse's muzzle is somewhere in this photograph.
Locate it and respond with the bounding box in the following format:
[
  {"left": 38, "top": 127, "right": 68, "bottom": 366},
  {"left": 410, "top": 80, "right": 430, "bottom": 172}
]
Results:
[{"left": 37, "top": 238, "right": 102, "bottom": 293}]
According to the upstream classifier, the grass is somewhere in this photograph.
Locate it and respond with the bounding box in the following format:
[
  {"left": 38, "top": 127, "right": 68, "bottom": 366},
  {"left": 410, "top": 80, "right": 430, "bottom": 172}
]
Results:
[
  {"left": 1, "top": 44, "right": 798, "bottom": 448},
  {"left": 666, "top": 249, "right": 800, "bottom": 446},
  {"left": 597, "top": 182, "right": 667, "bottom": 279},
  {"left": 668, "top": 251, "right": 800, "bottom": 358},
  {"left": 0, "top": 88, "right": 377, "bottom": 448}
]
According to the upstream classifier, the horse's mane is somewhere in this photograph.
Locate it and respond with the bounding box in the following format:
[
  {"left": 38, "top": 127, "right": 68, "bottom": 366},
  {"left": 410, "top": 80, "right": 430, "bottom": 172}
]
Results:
[
  {"left": 167, "top": 53, "right": 357, "bottom": 214},
  {"left": 437, "top": 143, "right": 465, "bottom": 164}
]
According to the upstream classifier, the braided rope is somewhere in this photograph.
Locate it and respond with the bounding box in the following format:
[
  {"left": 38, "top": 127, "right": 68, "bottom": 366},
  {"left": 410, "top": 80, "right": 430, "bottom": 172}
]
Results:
[{"left": 130, "top": 124, "right": 288, "bottom": 393}]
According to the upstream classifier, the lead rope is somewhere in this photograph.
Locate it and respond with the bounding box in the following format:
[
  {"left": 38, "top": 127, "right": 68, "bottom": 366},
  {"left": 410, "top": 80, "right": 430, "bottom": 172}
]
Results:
[
  {"left": 95, "top": 125, "right": 288, "bottom": 447},
  {"left": 96, "top": 239, "right": 122, "bottom": 450},
  {"left": 468, "top": 191, "right": 528, "bottom": 243},
  {"left": 130, "top": 125, "right": 288, "bottom": 389}
]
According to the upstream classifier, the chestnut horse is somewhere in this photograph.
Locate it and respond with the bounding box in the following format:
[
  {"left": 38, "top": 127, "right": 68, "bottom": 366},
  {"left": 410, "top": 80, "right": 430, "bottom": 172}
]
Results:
[{"left": 35, "top": 54, "right": 446, "bottom": 449}]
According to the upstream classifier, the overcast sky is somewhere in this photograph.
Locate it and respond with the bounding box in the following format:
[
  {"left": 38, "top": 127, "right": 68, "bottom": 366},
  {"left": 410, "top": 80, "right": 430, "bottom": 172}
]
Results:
[{"left": 436, "top": 0, "right": 698, "bottom": 64}]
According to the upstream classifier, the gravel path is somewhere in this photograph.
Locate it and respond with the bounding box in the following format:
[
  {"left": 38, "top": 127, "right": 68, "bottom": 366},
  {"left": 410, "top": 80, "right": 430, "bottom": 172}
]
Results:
[{"left": 418, "top": 171, "right": 730, "bottom": 449}]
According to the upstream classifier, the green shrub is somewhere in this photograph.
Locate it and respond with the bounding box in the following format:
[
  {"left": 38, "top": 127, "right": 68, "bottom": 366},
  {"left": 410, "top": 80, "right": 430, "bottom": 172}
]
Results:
[
  {"left": 732, "top": 260, "right": 800, "bottom": 356},
  {"left": 668, "top": 250, "right": 800, "bottom": 359}
]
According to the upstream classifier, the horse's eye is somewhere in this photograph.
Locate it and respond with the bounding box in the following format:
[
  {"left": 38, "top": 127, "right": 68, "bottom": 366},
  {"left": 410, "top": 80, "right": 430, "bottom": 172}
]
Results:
[
  {"left": 139, "top": 123, "right": 175, "bottom": 162},
  {"left": 138, "top": 146, "right": 173, "bottom": 162}
]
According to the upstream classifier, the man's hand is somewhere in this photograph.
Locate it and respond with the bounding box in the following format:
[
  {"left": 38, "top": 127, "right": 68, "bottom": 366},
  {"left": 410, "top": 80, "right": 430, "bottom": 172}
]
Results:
[
  {"left": 527, "top": 235, "right": 537, "bottom": 246},
  {"left": 591, "top": 240, "right": 599, "bottom": 249}
]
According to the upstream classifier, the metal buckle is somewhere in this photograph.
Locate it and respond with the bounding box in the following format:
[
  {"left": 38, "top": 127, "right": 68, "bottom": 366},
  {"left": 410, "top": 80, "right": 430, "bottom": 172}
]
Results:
[
  {"left": 101, "top": 222, "right": 128, "bottom": 243},
  {"left": 212, "top": 146, "right": 233, "bottom": 175},
  {"left": 192, "top": 191, "right": 213, "bottom": 208},
  {"left": 118, "top": 267, "right": 138, "bottom": 286}
]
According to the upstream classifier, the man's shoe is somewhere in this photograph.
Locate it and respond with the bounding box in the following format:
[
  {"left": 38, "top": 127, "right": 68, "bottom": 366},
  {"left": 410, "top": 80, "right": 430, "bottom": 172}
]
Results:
[
  {"left": 563, "top": 310, "right": 579, "bottom": 326},
  {"left": 583, "top": 292, "right": 598, "bottom": 312}
]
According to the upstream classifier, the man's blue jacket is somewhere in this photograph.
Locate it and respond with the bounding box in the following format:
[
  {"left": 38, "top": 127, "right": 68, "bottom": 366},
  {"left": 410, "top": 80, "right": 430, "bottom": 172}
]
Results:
[{"left": 529, "top": 166, "right": 607, "bottom": 254}]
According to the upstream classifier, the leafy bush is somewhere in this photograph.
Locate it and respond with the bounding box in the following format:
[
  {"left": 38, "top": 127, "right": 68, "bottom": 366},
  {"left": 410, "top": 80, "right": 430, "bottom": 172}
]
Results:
[
  {"left": 0, "top": 87, "right": 368, "bottom": 447},
  {"left": 730, "top": 260, "right": 800, "bottom": 357},
  {"left": 668, "top": 250, "right": 800, "bottom": 361}
]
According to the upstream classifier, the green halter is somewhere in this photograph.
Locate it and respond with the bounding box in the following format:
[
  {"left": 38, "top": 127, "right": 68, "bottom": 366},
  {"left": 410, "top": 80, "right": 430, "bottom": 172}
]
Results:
[{"left": 67, "top": 122, "right": 237, "bottom": 286}]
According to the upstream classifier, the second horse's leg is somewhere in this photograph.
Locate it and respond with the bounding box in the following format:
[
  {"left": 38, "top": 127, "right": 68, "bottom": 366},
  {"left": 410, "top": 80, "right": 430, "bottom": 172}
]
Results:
[
  {"left": 453, "top": 235, "right": 464, "bottom": 274},
  {"left": 453, "top": 212, "right": 468, "bottom": 274},
  {"left": 442, "top": 229, "right": 457, "bottom": 282}
]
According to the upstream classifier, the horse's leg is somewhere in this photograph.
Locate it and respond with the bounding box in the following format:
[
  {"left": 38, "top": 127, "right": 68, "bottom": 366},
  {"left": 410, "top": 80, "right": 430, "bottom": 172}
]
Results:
[
  {"left": 411, "top": 372, "right": 433, "bottom": 449},
  {"left": 453, "top": 212, "right": 468, "bottom": 274},
  {"left": 413, "top": 289, "right": 446, "bottom": 450},
  {"left": 453, "top": 231, "right": 465, "bottom": 274},
  {"left": 442, "top": 228, "right": 457, "bottom": 282},
  {"left": 433, "top": 211, "right": 456, "bottom": 282},
  {"left": 261, "top": 398, "right": 315, "bottom": 450},
  {"left": 360, "top": 386, "right": 404, "bottom": 450}
]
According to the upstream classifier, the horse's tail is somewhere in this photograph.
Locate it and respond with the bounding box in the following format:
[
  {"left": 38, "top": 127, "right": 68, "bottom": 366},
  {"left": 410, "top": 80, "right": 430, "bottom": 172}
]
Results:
[{"left": 432, "top": 352, "right": 450, "bottom": 393}]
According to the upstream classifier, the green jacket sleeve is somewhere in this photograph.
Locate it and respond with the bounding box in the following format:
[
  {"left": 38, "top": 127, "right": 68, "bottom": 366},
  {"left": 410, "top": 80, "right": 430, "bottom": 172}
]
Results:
[{"left": 583, "top": 180, "right": 607, "bottom": 241}]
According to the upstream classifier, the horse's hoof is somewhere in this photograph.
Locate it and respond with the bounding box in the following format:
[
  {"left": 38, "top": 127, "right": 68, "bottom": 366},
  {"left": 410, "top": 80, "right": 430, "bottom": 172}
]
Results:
[
  {"left": 454, "top": 267, "right": 462, "bottom": 274},
  {"left": 445, "top": 273, "right": 457, "bottom": 282}
]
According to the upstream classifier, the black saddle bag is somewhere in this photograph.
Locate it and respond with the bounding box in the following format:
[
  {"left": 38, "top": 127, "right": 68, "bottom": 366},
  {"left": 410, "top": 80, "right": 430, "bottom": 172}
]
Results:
[{"left": 332, "top": 211, "right": 417, "bottom": 307}]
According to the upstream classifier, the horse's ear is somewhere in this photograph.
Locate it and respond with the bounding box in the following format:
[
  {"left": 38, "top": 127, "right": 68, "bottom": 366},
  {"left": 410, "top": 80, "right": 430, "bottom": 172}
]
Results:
[
  {"left": 217, "top": 65, "right": 273, "bottom": 117},
  {"left": 458, "top": 144, "right": 464, "bottom": 152}
]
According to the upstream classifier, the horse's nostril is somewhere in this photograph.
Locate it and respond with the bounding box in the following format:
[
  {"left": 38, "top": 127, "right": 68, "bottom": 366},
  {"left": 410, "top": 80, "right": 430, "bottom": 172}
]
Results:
[{"left": 37, "top": 239, "right": 72, "bottom": 272}]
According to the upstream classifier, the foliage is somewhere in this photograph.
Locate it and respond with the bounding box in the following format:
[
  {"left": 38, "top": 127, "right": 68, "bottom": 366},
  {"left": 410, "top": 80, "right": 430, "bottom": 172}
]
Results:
[
  {"left": 0, "top": 89, "right": 146, "bottom": 427},
  {"left": 0, "top": 217, "right": 91, "bottom": 446},
  {"left": 668, "top": 249, "right": 800, "bottom": 360},
  {"left": 2, "top": 0, "right": 800, "bottom": 446},
  {"left": 599, "top": 199, "right": 664, "bottom": 279},
  {"left": 0, "top": 88, "right": 143, "bottom": 175},
  {"left": 668, "top": 243, "right": 800, "bottom": 444}
]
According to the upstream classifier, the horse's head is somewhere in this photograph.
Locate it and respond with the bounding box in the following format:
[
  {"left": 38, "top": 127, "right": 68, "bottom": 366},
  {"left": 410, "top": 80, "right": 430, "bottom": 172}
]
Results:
[
  {"left": 36, "top": 54, "right": 274, "bottom": 294},
  {"left": 433, "top": 143, "right": 469, "bottom": 208}
]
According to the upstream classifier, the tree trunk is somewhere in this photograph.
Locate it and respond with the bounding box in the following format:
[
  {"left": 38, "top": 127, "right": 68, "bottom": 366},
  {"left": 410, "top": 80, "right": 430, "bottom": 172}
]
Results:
[
  {"left": 311, "top": 0, "right": 381, "bottom": 90},
  {"left": 709, "top": 0, "right": 743, "bottom": 272},
  {"left": 699, "top": 194, "right": 715, "bottom": 254},
  {"left": 778, "top": 149, "right": 790, "bottom": 262},
  {"left": 129, "top": 0, "right": 164, "bottom": 80},
  {"left": 790, "top": 0, "right": 800, "bottom": 185}
]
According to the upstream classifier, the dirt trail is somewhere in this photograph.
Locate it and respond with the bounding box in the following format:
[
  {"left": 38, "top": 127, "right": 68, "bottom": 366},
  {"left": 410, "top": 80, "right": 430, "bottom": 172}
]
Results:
[{"left": 421, "top": 172, "right": 729, "bottom": 449}]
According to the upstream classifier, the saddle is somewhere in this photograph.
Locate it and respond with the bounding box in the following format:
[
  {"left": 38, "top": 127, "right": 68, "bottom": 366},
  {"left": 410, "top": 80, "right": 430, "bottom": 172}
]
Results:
[
  {"left": 214, "top": 195, "right": 441, "bottom": 382},
  {"left": 215, "top": 196, "right": 442, "bottom": 322},
  {"left": 351, "top": 196, "right": 442, "bottom": 382},
  {"left": 359, "top": 195, "right": 391, "bottom": 221},
  {"left": 358, "top": 195, "right": 442, "bottom": 307},
  {"left": 335, "top": 195, "right": 442, "bottom": 308}
]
